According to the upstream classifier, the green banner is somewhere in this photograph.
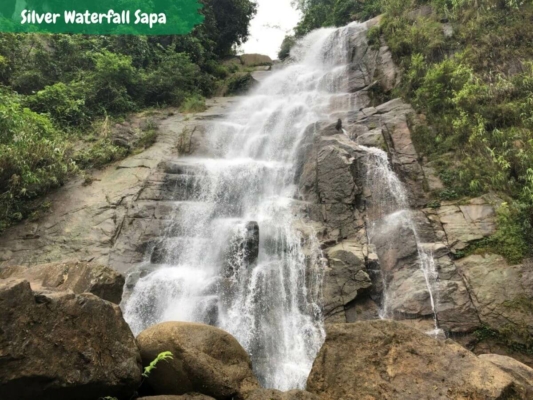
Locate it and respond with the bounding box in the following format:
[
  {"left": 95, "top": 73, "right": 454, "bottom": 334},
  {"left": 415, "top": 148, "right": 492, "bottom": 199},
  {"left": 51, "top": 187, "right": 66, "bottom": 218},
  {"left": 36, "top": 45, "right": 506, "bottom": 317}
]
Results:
[{"left": 0, "top": 0, "right": 204, "bottom": 35}]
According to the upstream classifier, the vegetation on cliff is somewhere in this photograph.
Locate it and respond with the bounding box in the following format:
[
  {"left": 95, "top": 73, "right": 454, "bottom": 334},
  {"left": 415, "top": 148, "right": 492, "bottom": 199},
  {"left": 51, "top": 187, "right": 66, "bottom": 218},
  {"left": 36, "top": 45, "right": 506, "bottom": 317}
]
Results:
[
  {"left": 292, "top": 0, "right": 533, "bottom": 263},
  {"left": 0, "top": 0, "right": 256, "bottom": 232}
]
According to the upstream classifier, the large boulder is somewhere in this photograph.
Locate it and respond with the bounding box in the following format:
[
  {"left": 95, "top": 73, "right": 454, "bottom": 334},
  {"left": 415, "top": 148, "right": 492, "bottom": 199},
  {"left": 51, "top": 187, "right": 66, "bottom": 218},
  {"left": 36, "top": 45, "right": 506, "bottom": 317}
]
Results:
[
  {"left": 137, "top": 322, "right": 260, "bottom": 399},
  {"left": 479, "top": 354, "right": 533, "bottom": 397},
  {"left": 240, "top": 54, "right": 272, "bottom": 67},
  {"left": 307, "top": 321, "right": 528, "bottom": 400},
  {"left": 0, "top": 279, "right": 142, "bottom": 400},
  {"left": 0, "top": 260, "right": 125, "bottom": 304},
  {"left": 322, "top": 240, "right": 372, "bottom": 323},
  {"left": 246, "top": 389, "right": 319, "bottom": 400}
]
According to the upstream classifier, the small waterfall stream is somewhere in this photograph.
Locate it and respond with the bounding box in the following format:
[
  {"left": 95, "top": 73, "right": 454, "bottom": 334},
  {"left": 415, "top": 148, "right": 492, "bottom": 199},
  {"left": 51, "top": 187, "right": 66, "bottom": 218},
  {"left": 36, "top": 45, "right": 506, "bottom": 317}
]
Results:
[{"left": 360, "top": 145, "right": 442, "bottom": 336}]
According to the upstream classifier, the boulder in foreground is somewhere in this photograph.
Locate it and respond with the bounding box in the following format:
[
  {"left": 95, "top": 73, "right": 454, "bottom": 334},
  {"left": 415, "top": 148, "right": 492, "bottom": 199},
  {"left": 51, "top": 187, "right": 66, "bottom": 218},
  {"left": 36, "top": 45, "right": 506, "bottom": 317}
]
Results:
[
  {"left": 479, "top": 354, "right": 533, "bottom": 397},
  {"left": 137, "top": 322, "right": 260, "bottom": 399},
  {"left": 0, "top": 279, "right": 141, "bottom": 400},
  {"left": 307, "top": 320, "right": 527, "bottom": 400}
]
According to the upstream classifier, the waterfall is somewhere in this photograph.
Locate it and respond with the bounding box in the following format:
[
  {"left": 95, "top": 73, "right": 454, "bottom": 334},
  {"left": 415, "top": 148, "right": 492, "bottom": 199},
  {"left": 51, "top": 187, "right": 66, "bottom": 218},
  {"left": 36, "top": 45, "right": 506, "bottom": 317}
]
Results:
[
  {"left": 123, "top": 22, "right": 368, "bottom": 390},
  {"left": 360, "top": 145, "right": 442, "bottom": 336}
]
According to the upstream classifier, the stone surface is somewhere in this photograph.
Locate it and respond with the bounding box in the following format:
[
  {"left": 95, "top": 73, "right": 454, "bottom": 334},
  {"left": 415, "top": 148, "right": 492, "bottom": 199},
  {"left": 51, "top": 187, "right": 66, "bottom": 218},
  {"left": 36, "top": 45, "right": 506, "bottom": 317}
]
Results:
[
  {"left": 306, "top": 321, "right": 528, "bottom": 400},
  {"left": 240, "top": 54, "right": 273, "bottom": 67},
  {"left": 377, "top": 46, "right": 399, "bottom": 92},
  {"left": 323, "top": 240, "right": 372, "bottom": 322},
  {"left": 456, "top": 254, "right": 533, "bottom": 339},
  {"left": 137, "top": 322, "right": 260, "bottom": 400},
  {"left": 0, "top": 260, "right": 124, "bottom": 303},
  {"left": 432, "top": 196, "right": 498, "bottom": 251},
  {"left": 0, "top": 279, "right": 142, "bottom": 400},
  {"left": 246, "top": 389, "right": 319, "bottom": 400},
  {"left": 479, "top": 354, "right": 533, "bottom": 397}
]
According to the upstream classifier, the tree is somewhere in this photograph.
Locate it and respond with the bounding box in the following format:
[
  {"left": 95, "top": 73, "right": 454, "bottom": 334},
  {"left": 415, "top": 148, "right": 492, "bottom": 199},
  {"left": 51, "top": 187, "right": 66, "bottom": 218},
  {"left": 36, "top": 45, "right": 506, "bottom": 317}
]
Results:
[{"left": 204, "top": 0, "right": 257, "bottom": 57}]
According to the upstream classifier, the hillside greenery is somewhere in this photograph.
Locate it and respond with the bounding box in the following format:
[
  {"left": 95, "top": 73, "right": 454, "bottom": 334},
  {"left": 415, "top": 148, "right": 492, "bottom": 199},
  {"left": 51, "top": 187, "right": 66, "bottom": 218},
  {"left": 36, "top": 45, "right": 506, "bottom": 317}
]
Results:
[
  {"left": 291, "top": 0, "right": 533, "bottom": 263},
  {"left": 0, "top": 0, "right": 256, "bottom": 233}
]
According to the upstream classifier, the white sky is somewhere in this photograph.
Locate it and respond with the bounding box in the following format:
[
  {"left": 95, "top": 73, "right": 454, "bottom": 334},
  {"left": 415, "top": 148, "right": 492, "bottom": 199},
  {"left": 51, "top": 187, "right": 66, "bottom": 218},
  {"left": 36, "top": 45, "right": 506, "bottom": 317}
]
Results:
[{"left": 239, "top": 0, "right": 301, "bottom": 60}]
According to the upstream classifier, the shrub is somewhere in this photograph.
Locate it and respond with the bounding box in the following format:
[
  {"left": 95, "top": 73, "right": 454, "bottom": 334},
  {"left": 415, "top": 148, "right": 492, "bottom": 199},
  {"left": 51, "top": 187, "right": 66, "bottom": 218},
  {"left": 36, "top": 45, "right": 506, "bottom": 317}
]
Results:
[
  {"left": 85, "top": 50, "right": 139, "bottom": 114},
  {"left": 0, "top": 91, "right": 75, "bottom": 232},
  {"left": 490, "top": 202, "right": 531, "bottom": 264},
  {"left": 225, "top": 72, "right": 255, "bottom": 95},
  {"left": 180, "top": 95, "right": 207, "bottom": 113},
  {"left": 25, "top": 82, "right": 90, "bottom": 129},
  {"left": 142, "top": 51, "right": 200, "bottom": 106},
  {"left": 73, "top": 139, "right": 129, "bottom": 170}
]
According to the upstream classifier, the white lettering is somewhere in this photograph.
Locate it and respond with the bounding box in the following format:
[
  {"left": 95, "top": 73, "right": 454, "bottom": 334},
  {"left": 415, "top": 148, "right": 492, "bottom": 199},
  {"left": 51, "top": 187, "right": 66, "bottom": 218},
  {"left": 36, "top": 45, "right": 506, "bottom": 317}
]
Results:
[
  {"left": 135, "top": 10, "right": 166, "bottom": 28},
  {"left": 64, "top": 11, "right": 75, "bottom": 23}
]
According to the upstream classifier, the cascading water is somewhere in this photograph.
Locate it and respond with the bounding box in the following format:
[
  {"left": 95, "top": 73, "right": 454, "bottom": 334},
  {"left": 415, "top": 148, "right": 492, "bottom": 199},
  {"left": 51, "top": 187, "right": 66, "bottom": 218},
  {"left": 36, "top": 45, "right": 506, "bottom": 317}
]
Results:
[
  {"left": 123, "top": 22, "right": 369, "bottom": 390},
  {"left": 359, "top": 144, "right": 442, "bottom": 336}
]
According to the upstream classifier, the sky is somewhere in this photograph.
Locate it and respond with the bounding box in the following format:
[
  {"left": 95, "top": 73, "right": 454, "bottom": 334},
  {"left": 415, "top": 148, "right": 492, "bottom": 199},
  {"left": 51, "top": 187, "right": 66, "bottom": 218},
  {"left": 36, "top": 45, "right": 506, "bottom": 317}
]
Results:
[{"left": 239, "top": 0, "right": 301, "bottom": 60}]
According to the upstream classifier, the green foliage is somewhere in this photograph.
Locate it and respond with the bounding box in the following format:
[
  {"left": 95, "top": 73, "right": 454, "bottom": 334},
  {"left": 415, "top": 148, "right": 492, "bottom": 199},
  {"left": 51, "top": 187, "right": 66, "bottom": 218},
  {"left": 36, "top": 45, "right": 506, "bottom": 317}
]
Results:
[
  {"left": 143, "top": 351, "right": 174, "bottom": 378},
  {"left": 0, "top": 90, "right": 76, "bottom": 232},
  {"left": 278, "top": 35, "right": 297, "bottom": 61},
  {"left": 142, "top": 51, "right": 202, "bottom": 106},
  {"left": 294, "top": 0, "right": 382, "bottom": 36},
  {"left": 101, "top": 351, "right": 174, "bottom": 399},
  {"left": 73, "top": 139, "right": 129, "bottom": 170},
  {"left": 367, "top": 25, "right": 382, "bottom": 50},
  {"left": 474, "top": 323, "right": 533, "bottom": 355},
  {"left": 225, "top": 72, "right": 255, "bottom": 95},
  {"left": 205, "top": 0, "right": 258, "bottom": 57},
  {"left": 24, "top": 82, "right": 89, "bottom": 129},
  {"left": 86, "top": 50, "right": 139, "bottom": 114},
  {"left": 0, "top": 0, "right": 257, "bottom": 233},
  {"left": 490, "top": 202, "right": 530, "bottom": 264},
  {"left": 180, "top": 95, "right": 208, "bottom": 113}
]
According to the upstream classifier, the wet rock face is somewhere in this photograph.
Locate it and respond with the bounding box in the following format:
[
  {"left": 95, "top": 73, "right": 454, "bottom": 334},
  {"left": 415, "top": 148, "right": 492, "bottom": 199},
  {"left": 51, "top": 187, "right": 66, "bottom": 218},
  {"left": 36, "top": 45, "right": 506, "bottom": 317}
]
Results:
[
  {"left": 307, "top": 321, "right": 529, "bottom": 400},
  {"left": 322, "top": 240, "right": 372, "bottom": 322},
  {"left": 222, "top": 221, "right": 260, "bottom": 277},
  {"left": 0, "top": 279, "right": 142, "bottom": 400},
  {"left": 243, "top": 222, "right": 260, "bottom": 266},
  {"left": 0, "top": 260, "right": 125, "bottom": 304},
  {"left": 136, "top": 322, "right": 260, "bottom": 400}
]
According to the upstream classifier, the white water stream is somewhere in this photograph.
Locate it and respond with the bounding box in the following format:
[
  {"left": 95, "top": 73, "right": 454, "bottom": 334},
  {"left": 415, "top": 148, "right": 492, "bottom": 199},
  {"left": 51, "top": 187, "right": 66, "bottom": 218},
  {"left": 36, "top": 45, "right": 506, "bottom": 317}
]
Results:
[
  {"left": 124, "top": 20, "right": 443, "bottom": 391},
  {"left": 361, "top": 145, "right": 441, "bottom": 336},
  {"left": 124, "top": 22, "right": 368, "bottom": 390}
]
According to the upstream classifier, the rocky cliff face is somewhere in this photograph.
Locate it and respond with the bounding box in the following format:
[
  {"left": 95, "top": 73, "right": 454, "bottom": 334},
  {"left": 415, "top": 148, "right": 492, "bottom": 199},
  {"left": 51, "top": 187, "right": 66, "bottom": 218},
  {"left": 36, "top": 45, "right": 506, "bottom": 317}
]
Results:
[
  {"left": 291, "top": 18, "right": 533, "bottom": 366},
  {"left": 0, "top": 18, "right": 531, "bottom": 369}
]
